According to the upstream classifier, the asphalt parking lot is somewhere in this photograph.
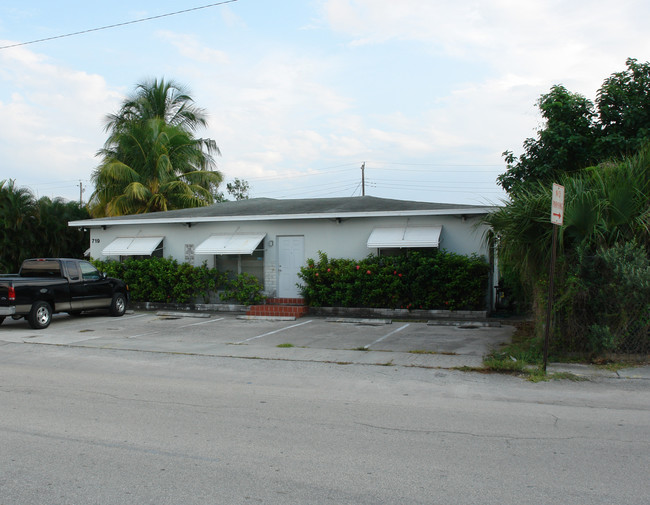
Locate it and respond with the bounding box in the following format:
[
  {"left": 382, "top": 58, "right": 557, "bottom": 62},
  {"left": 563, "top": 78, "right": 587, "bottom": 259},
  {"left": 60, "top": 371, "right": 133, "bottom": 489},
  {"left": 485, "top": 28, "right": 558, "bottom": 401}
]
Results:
[{"left": 0, "top": 310, "right": 515, "bottom": 368}]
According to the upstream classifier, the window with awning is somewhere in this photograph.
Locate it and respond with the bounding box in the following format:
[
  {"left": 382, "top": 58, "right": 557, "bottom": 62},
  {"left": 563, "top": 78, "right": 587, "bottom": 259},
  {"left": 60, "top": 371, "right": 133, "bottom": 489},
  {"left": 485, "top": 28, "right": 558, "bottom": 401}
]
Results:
[
  {"left": 195, "top": 233, "right": 266, "bottom": 255},
  {"left": 367, "top": 226, "right": 442, "bottom": 249},
  {"left": 102, "top": 237, "right": 164, "bottom": 256},
  {"left": 196, "top": 233, "right": 266, "bottom": 284}
]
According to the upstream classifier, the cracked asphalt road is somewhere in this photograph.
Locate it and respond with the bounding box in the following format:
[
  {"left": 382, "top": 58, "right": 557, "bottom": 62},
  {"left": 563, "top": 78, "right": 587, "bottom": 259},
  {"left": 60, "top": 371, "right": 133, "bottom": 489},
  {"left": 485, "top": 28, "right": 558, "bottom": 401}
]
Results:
[{"left": 1, "top": 330, "right": 648, "bottom": 505}]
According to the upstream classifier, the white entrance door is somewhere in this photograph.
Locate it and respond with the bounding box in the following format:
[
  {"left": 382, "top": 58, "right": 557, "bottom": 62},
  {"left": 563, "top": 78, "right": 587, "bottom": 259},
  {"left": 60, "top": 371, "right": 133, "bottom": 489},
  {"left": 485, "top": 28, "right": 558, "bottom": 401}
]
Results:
[{"left": 278, "top": 236, "right": 304, "bottom": 298}]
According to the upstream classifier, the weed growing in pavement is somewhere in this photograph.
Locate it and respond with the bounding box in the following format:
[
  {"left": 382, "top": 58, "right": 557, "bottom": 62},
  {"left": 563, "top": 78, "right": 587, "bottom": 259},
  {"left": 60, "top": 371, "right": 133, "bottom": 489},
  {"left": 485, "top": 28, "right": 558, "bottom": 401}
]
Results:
[{"left": 276, "top": 343, "right": 294, "bottom": 348}]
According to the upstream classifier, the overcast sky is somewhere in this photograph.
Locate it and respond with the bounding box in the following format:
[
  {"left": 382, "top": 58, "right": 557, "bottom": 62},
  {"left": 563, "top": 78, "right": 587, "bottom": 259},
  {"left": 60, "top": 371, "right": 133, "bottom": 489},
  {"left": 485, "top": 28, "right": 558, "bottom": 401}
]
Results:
[{"left": 1, "top": 0, "right": 648, "bottom": 205}]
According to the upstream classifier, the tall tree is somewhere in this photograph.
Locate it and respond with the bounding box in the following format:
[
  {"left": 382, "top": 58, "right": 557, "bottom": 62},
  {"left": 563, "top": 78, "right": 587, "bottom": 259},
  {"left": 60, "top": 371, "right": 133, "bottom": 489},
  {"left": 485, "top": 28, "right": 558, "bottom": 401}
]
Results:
[
  {"left": 596, "top": 58, "right": 650, "bottom": 157},
  {"left": 498, "top": 59, "right": 650, "bottom": 194},
  {"left": 498, "top": 85, "right": 597, "bottom": 193},
  {"left": 89, "top": 79, "right": 222, "bottom": 217},
  {"left": 1, "top": 180, "right": 90, "bottom": 272},
  {"left": 0, "top": 180, "right": 38, "bottom": 271}
]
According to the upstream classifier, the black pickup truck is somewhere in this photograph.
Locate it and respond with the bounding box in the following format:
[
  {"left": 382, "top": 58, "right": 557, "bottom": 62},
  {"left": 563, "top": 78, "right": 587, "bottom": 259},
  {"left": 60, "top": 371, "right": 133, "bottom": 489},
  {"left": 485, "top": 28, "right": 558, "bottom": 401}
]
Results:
[{"left": 0, "top": 258, "right": 128, "bottom": 329}]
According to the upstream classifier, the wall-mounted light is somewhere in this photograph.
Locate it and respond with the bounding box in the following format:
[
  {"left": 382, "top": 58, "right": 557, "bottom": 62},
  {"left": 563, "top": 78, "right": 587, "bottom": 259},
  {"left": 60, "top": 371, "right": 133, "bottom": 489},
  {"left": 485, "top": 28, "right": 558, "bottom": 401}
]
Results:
[
  {"left": 268, "top": 240, "right": 274, "bottom": 247},
  {"left": 185, "top": 222, "right": 192, "bottom": 228}
]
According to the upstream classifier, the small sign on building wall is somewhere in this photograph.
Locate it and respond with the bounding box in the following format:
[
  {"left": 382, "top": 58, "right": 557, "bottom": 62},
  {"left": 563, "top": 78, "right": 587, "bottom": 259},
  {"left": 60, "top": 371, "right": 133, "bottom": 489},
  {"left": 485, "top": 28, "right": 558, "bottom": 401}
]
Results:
[
  {"left": 185, "top": 244, "right": 195, "bottom": 264},
  {"left": 551, "top": 183, "right": 565, "bottom": 226}
]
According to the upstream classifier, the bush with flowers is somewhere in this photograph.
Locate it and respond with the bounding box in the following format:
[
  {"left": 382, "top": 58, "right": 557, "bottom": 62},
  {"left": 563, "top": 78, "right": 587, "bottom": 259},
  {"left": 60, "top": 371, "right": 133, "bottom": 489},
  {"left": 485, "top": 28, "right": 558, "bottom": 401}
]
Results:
[{"left": 298, "top": 250, "right": 489, "bottom": 311}]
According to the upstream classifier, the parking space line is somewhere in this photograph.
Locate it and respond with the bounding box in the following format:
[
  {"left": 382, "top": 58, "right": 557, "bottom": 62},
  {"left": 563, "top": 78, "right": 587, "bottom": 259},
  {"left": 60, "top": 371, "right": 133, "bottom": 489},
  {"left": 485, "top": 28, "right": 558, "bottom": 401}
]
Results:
[
  {"left": 127, "top": 331, "right": 160, "bottom": 339},
  {"left": 182, "top": 317, "right": 225, "bottom": 328},
  {"left": 364, "top": 323, "right": 410, "bottom": 349},
  {"left": 236, "top": 320, "right": 313, "bottom": 344}
]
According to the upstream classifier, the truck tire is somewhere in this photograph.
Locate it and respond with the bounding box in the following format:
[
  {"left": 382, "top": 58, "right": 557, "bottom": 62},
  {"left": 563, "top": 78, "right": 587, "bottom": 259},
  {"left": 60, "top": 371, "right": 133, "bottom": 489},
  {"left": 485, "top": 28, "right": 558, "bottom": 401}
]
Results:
[
  {"left": 0, "top": 316, "right": 4, "bottom": 325},
  {"left": 109, "top": 292, "right": 127, "bottom": 317},
  {"left": 28, "top": 301, "right": 52, "bottom": 329}
]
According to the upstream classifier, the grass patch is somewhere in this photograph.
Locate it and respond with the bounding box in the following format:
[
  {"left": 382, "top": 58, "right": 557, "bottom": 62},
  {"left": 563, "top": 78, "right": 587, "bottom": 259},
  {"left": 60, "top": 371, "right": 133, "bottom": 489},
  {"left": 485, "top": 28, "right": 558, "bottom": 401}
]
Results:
[
  {"left": 594, "top": 360, "right": 640, "bottom": 372},
  {"left": 484, "top": 321, "right": 543, "bottom": 372},
  {"left": 276, "top": 343, "right": 294, "bottom": 348}
]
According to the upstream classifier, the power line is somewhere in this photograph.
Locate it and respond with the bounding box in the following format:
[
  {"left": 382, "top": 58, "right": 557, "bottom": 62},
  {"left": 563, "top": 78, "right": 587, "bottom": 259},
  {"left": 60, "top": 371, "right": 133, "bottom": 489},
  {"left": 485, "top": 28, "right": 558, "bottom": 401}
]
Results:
[
  {"left": 368, "top": 161, "right": 504, "bottom": 167},
  {"left": 0, "top": 1, "right": 239, "bottom": 50}
]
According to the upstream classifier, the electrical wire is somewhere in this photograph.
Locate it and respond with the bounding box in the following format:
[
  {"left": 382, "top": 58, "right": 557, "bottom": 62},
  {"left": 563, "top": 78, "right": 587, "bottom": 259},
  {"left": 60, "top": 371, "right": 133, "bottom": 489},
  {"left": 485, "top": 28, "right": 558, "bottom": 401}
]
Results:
[{"left": 0, "top": 1, "right": 239, "bottom": 50}]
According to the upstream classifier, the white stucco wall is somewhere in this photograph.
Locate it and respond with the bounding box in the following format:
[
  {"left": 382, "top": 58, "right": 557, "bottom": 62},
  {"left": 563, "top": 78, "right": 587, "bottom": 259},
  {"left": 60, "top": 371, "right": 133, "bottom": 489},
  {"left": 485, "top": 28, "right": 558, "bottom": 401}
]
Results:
[{"left": 87, "top": 214, "right": 491, "bottom": 299}]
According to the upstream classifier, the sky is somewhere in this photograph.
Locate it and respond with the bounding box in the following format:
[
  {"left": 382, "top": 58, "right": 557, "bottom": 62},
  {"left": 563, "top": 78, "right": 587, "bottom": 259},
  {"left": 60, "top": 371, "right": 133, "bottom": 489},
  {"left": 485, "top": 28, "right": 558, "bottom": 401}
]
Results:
[{"left": 0, "top": 0, "right": 648, "bottom": 206}]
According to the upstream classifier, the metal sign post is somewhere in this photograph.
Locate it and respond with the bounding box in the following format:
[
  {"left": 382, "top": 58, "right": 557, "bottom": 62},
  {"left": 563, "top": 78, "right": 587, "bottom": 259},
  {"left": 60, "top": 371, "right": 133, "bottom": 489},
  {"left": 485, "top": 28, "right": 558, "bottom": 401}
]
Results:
[{"left": 543, "top": 183, "right": 564, "bottom": 372}]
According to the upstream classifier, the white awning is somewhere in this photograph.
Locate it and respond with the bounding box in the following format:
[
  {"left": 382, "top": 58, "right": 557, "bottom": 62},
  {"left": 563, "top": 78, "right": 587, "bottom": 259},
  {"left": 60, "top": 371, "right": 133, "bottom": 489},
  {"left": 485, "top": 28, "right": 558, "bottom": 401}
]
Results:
[
  {"left": 102, "top": 237, "right": 164, "bottom": 256},
  {"left": 195, "top": 233, "right": 266, "bottom": 255},
  {"left": 367, "top": 226, "right": 442, "bottom": 248}
]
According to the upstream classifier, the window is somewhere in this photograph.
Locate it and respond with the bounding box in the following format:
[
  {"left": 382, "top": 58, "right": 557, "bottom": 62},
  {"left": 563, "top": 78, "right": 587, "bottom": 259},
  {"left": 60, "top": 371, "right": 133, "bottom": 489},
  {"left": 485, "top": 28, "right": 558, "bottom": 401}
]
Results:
[
  {"left": 63, "top": 260, "right": 81, "bottom": 281},
  {"left": 79, "top": 261, "right": 101, "bottom": 281},
  {"left": 216, "top": 245, "right": 265, "bottom": 284}
]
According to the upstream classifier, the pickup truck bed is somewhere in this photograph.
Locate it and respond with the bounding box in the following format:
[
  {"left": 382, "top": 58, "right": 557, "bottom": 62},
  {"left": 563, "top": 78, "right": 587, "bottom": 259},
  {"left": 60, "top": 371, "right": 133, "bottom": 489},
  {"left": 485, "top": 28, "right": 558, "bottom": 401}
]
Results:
[{"left": 0, "top": 258, "right": 128, "bottom": 329}]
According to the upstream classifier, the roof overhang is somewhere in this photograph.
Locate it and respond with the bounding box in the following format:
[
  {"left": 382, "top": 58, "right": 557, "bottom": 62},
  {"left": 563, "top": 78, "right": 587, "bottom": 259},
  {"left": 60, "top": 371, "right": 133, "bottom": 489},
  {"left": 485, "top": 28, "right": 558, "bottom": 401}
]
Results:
[
  {"left": 195, "top": 233, "right": 266, "bottom": 255},
  {"left": 102, "top": 237, "right": 164, "bottom": 256},
  {"left": 69, "top": 207, "right": 496, "bottom": 228},
  {"left": 367, "top": 226, "right": 442, "bottom": 248}
]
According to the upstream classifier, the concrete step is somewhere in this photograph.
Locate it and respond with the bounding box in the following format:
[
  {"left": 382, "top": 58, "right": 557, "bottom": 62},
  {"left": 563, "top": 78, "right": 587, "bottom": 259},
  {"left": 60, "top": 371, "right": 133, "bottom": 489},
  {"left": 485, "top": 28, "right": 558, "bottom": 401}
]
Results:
[{"left": 264, "top": 297, "right": 305, "bottom": 306}]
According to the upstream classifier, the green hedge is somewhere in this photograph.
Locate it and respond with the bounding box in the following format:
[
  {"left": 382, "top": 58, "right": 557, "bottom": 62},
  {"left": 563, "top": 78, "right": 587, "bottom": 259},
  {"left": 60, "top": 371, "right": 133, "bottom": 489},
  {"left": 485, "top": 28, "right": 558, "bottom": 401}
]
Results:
[
  {"left": 93, "top": 257, "right": 226, "bottom": 304},
  {"left": 298, "top": 251, "right": 490, "bottom": 311}
]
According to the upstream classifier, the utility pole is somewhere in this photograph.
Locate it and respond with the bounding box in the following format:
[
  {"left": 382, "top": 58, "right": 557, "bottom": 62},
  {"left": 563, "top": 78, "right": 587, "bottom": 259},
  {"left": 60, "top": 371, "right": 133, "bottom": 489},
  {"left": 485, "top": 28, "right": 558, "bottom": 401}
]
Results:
[
  {"left": 361, "top": 162, "right": 365, "bottom": 196},
  {"left": 78, "top": 181, "right": 84, "bottom": 205}
]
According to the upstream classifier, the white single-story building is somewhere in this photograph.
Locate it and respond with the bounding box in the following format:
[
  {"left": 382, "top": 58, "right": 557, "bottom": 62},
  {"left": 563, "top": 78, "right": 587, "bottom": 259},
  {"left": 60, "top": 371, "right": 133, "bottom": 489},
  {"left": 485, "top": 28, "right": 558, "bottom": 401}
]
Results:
[{"left": 69, "top": 196, "right": 498, "bottom": 306}]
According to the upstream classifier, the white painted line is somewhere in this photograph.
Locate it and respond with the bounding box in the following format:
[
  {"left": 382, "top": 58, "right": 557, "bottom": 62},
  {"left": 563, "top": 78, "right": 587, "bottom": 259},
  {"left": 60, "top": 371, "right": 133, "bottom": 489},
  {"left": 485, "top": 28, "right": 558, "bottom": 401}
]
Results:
[
  {"left": 182, "top": 317, "right": 225, "bottom": 328},
  {"left": 127, "top": 331, "right": 160, "bottom": 339},
  {"left": 236, "top": 320, "right": 313, "bottom": 344},
  {"left": 364, "top": 323, "right": 410, "bottom": 349},
  {"left": 122, "top": 313, "right": 148, "bottom": 320}
]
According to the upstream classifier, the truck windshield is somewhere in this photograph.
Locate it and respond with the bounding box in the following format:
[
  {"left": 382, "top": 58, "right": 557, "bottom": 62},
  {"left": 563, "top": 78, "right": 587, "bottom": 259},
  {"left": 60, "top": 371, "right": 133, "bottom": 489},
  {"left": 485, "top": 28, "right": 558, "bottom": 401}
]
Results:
[{"left": 20, "top": 260, "right": 61, "bottom": 277}]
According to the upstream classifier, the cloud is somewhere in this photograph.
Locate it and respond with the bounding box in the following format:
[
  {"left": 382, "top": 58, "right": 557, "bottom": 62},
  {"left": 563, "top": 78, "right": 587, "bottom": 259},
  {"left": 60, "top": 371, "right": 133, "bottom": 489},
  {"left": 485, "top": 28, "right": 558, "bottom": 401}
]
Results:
[
  {"left": 157, "top": 31, "right": 230, "bottom": 64},
  {"left": 0, "top": 44, "right": 120, "bottom": 197}
]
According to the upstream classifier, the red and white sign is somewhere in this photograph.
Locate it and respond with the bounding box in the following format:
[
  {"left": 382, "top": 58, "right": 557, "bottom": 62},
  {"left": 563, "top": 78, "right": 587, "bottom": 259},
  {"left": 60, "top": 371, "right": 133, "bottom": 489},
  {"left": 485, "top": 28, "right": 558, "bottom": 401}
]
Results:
[{"left": 551, "top": 183, "right": 565, "bottom": 225}]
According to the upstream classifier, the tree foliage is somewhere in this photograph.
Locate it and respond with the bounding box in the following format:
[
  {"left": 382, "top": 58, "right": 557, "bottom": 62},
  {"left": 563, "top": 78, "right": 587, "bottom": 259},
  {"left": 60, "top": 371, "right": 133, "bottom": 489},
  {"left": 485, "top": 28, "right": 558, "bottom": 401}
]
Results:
[
  {"left": 89, "top": 79, "right": 223, "bottom": 217},
  {"left": 486, "top": 146, "right": 650, "bottom": 353},
  {"left": 0, "top": 180, "right": 89, "bottom": 272},
  {"left": 499, "top": 58, "right": 650, "bottom": 193}
]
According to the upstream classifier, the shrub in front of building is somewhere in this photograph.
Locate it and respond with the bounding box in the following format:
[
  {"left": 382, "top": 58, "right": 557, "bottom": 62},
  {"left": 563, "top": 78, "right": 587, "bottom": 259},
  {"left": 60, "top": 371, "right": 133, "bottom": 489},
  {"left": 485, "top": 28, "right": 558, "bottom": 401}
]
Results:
[
  {"left": 298, "top": 250, "right": 489, "bottom": 311},
  {"left": 93, "top": 257, "right": 226, "bottom": 304}
]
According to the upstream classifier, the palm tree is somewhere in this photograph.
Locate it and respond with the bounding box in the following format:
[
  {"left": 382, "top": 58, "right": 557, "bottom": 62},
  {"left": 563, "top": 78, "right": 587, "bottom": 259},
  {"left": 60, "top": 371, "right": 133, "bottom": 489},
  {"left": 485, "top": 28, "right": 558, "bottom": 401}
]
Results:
[
  {"left": 36, "top": 197, "right": 89, "bottom": 258},
  {"left": 105, "top": 78, "right": 214, "bottom": 134},
  {"left": 484, "top": 145, "right": 650, "bottom": 346},
  {"left": 0, "top": 179, "right": 38, "bottom": 271},
  {"left": 89, "top": 79, "right": 222, "bottom": 217}
]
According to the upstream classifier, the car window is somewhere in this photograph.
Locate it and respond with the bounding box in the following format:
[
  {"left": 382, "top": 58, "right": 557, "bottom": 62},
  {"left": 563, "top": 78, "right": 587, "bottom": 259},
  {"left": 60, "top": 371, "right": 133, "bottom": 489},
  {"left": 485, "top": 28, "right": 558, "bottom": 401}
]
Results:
[
  {"left": 63, "top": 260, "right": 81, "bottom": 281},
  {"left": 79, "top": 261, "right": 100, "bottom": 281}
]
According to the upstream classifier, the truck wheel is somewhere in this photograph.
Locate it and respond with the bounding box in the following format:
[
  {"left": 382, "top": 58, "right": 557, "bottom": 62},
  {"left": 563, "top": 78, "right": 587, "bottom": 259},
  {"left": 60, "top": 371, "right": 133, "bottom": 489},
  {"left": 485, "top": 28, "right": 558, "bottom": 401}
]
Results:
[
  {"left": 109, "top": 293, "right": 127, "bottom": 317},
  {"left": 0, "top": 316, "right": 5, "bottom": 325},
  {"left": 28, "top": 301, "right": 52, "bottom": 329}
]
